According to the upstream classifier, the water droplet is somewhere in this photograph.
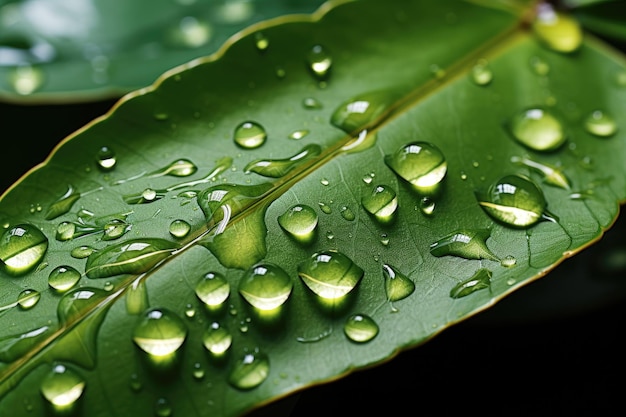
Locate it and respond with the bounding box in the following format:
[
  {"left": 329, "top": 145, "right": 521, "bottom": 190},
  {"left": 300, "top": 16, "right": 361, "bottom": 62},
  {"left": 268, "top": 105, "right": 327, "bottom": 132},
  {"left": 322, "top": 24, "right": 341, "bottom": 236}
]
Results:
[
  {"left": 171, "top": 15, "right": 211, "bottom": 48},
  {"left": 195, "top": 272, "right": 230, "bottom": 307},
  {"left": 508, "top": 108, "right": 566, "bottom": 151},
  {"left": 166, "top": 156, "right": 232, "bottom": 191},
  {"left": 380, "top": 233, "right": 390, "bottom": 246},
  {"left": 278, "top": 204, "right": 318, "bottom": 244},
  {"left": 85, "top": 238, "right": 178, "bottom": 279},
  {"left": 102, "top": 219, "right": 132, "bottom": 240},
  {"left": 0, "top": 325, "right": 50, "bottom": 362},
  {"left": 104, "top": 281, "right": 114, "bottom": 291},
  {"left": 96, "top": 146, "right": 117, "bottom": 171},
  {"left": 9, "top": 65, "right": 44, "bottom": 95},
  {"left": 228, "top": 347, "right": 269, "bottom": 390},
  {"left": 55, "top": 221, "right": 97, "bottom": 242},
  {"left": 133, "top": 308, "right": 187, "bottom": 357},
  {"left": 244, "top": 144, "right": 321, "bottom": 178},
  {"left": 203, "top": 322, "right": 232, "bottom": 356},
  {"left": 48, "top": 265, "right": 81, "bottom": 292},
  {"left": 532, "top": 3, "right": 582, "bottom": 53},
  {"left": 0, "top": 223, "right": 48, "bottom": 276},
  {"left": 239, "top": 263, "right": 293, "bottom": 311},
  {"left": 40, "top": 364, "right": 85, "bottom": 410},
  {"left": 501, "top": 255, "right": 517, "bottom": 267},
  {"left": 192, "top": 362, "right": 205, "bottom": 380},
  {"left": 476, "top": 174, "right": 548, "bottom": 228},
  {"left": 129, "top": 373, "right": 142, "bottom": 392},
  {"left": 343, "top": 314, "right": 378, "bottom": 343},
  {"left": 330, "top": 90, "right": 398, "bottom": 134},
  {"left": 325, "top": 230, "right": 334, "bottom": 240},
  {"left": 297, "top": 250, "right": 364, "bottom": 299},
  {"left": 307, "top": 44, "right": 332, "bottom": 80},
  {"left": 450, "top": 268, "right": 492, "bottom": 298},
  {"left": 430, "top": 229, "right": 500, "bottom": 261},
  {"left": 361, "top": 185, "right": 398, "bottom": 224},
  {"left": 169, "top": 219, "right": 191, "bottom": 239},
  {"left": 126, "top": 278, "right": 149, "bottom": 315},
  {"left": 302, "top": 97, "right": 323, "bottom": 110},
  {"left": 70, "top": 245, "right": 95, "bottom": 259},
  {"left": 382, "top": 264, "right": 415, "bottom": 302},
  {"left": 384, "top": 142, "right": 447, "bottom": 194},
  {"left": 155, "top": 397, "right": 172, "bottom": 417},
  {"left": 17, "top": 289, "right": 40, "bottom": 309},
  {"left": 340, "top": 206, "right": 355, "bottom": 221},
  {"left": 471, "top": 59, "right": 493, "bottom": 86},
  {"left": 234, "top": 121, "right": 267, "bottom": 149},
  {"left": 318, "top": 202, "right": 332, "bottom": 214},
  {"left": 288, "top": 129, "right": 309, "bottom": 140},
  {"left": 430, "top": 64, "right": 446, "bottom": 79},
  {"left": 254, "top": 32, "right": 269, "bottom": 52},
  {"left": 151, "top": 159, "right": 198, "bottom": 178},
  {"left": 510, "top": 155, "right": 570, "bottom": 189},
  {"left": 420, "top": 197, "right": 436, "bottom": 215},
  {"left": 45, "top": 185, "right": 80, "bottom": 220},
  {"left": 584, "top": 110, "right": 617, "bottom": 137},
  {"left": 530, "top": 56, "right": 550, "bottom": 76}
]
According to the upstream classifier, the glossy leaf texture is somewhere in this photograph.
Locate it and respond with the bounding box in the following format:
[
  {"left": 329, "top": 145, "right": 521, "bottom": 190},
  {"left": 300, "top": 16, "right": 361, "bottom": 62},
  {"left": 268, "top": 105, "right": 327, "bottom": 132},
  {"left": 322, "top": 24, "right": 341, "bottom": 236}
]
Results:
[
  {"left": 568, "top": 0, "right": 626, "bottom": 42},
  {"left": 0, "top": 0, "right": 326, "bottom": 103},
  {"left": 1, "top": 0, "right": 625, "bottom": 416}
]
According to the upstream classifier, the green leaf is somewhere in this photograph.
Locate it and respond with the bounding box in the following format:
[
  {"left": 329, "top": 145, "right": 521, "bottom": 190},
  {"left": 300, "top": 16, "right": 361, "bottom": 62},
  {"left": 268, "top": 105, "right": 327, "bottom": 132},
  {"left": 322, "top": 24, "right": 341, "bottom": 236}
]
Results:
[
  {"left": 1, "top": 0, "right": 625, "bottom": 416},
  {"left": 0, "top": 0, "right": 327, "bottom": 103},
  {"left": 569, "top": 0, "right": 626, "bottom": 42}
]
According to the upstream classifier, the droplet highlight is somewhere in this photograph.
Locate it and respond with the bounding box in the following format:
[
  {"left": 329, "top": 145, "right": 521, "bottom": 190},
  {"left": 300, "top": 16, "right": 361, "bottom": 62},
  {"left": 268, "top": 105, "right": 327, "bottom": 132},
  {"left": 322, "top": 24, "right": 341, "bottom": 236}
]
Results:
[
  {"left": 234, "top": 121, "right": 267, "bottom": 149},
  {"left": 203, "top": 322, "right": 232, "bottom": 356},
  {"left": 132, "top": 308, "right": 187, "bottom": 357},
  {"left": 195, "top": 272, "right": 230, "bottom": 307},
  {"left": 584, "top": 110, "right": 617, "bottom": 137},
  {"left": 344, "top": 314, "right": 379, "bottom": 343},
  {"left": 0, "top": 223, "right": 48, "bottom": 276},
  {"left": 278, "top": 204, "right": 318, "bottom": 244},
  {"left": 307, "top": 44, "right": 332, "bottom": 80},
  {"left": 384, "top": 142, "right": 447, "bottom": 194}
]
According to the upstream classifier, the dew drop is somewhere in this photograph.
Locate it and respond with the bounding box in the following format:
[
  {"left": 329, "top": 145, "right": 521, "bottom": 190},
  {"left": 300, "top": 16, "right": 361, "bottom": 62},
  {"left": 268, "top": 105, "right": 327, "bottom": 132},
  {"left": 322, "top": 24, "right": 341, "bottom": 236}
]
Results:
[
  {"left": 344, "top": 314, "right": 379, "bottom": 343},
  {"left": 530, "top": 56, "right": 550, "bottom": 76},
  {"left": 102, "top": 219, "right": 132, "bottom": 240},
  {"left": 195, "top": 272, "right": 230, "bottom": 307},
  {"left": 169, "top": 219, "right": 191, "bottom": 239},
  {"left": 330, "top": 90, "right": 397, "bottom": 134},
  {"left": 132, "top": 308, "right": 187, "bottom": 357},
  {"left": 129, "top": 373, "right": 142, "bottom": 392},
  {"left": 430, "top": 229, "right": 500, "bottom": 261},
  {"left": 40, "top": 364, "right": 85, "bottom": 411},
  {"left": 0, "top": 223, "right": 48, "bottom": 276},
  {"left": 340, "top": 206, "right": 355, "bottom": 221},
  {"left": 9, "top": 65, "right": 44, "bottom": 95},
  {"left": 362, "top": 185, "right": 398, "bottom": 225},
  {"left": 307, "top": 44, "right": 332, "bottom": 80},
  {"left": 501, "top": 255, "right": 517, "bottom": 268},
  {"left": 297, "top": 250, "right": 364, "bottom": 299},
  {"left": 203, "top": 322, "right": 232, "bottom": 356},
  {"left": 584, "top": 110, "right": 617, "bottom": 137},
  {"left": 476, "top": 174, "right": 548, "bottom": 228},
  {"left": 96, "top": 146, "right": 117, "bottom": 171},
  {"left": 508, "top": 108, "right": 566, "bottom": 151},
  {"left": 254, "top": 32, "right": 269, "bottom": 52},
  {"left": 288, "top": 129, "right": 309, "bottom": 140},
  {"left": 17, "top": 289, "right": 40, "bottom": 309},
  {"left": 150, "top": 159, "right": 198, "bottom": 178},
  {"left": 244, "top": 144, "right": 321, "bottom": 178},
  {"left": 228, "top": 347, "right": 269, "bottom": 390},
  {"left": 239, "top": 263, "right": 293, "bottom": 310},
  {"left": 382, "top": 264, "right": 415, "bottom": 302},
  {"left": 532, "top": 3, "right": 582, "bottom": 53},
  {"left": 192, "top": 362, "right": 205, "bottom": 380},
  {"left": 450, "top": 268, "right": 492, "bottom": 298},
  {"left": 302, "top": 97, "right": 323, "bottom": 110},
  {"left": 234, "top": 121, "right": 267, "bottom": 149},
  {"left": 278, "top": 204, "right": 318, "bottom": 244},
  {"left": 48, "top": 265, "right": 81, "bottom": 292},
  {"left": 70, "top": 245, "right": 95, "bottom": 259},
  {"left": 471, "top": 59, "right": 493, "bottom": 86},
  {"left": 171, "top": 15, "right": 212, "bottom": 48},
  {"left": 155, "top": 397, "right": 172, "bottom": 417},
  {"left": 384, "top": 142, "right": 447, "bottom": 194}
]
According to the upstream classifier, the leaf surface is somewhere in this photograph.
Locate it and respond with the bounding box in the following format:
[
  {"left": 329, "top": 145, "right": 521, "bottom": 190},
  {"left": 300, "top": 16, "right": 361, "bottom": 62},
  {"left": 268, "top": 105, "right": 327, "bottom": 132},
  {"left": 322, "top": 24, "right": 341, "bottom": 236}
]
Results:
[{"left": 0, "top": 0, "right": 625, "bottom": 416}]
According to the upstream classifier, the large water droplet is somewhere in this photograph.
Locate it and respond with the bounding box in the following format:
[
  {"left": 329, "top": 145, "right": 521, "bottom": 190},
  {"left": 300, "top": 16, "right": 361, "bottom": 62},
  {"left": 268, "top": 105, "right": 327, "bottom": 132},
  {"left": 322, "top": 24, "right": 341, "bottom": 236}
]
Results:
[
  {"left": 510, "top": 155, "right": 570, "bottom": 189},
  {"left": 85, "top": 238, "right": 178, "bottom": 279},
  {"left": 361, "top": 185, "right": 398, "bottom": 225},
  {"left": 195, "top": 272, "right": 230, "bottom": 307},
  {"left": 149, "top": 159, "right": 198, "bottom": 178},
  {"left": 330, "top": 90, "right": 398, "bottom": 134},
  {"left": 532, "top": 3, "right": 582, "bottom": 53},
  {"left": 344, "top": 314, "right": 379, "bottom": 343},
  {"left": 234, "top": 121, "right": 267, "bottom": 149},
  {"left": 244, "top": 144, "right": 321, "bottom": 178},
  {"left": 40, "top": 364, "right": 85, "bottom": 411},
  {"left": 239, "top": 263, "right": 293, "bottom": 310},
  {"left": 96, "top": 146, "right": 117, "bottom": 171},
  {"left": 48, "top": 265, "right": 81, "bottom": 292},
  {"left": 133, "top": 308, "right": 187, "bottom": 357},
  {"left": 508, "top": 108, "right": 566, "bottom": 151},
  {"left": 17, "top": 289, "right": 40, "bottom": 309},
  {"left": 430, "top": 229, "right": 500, "bottom": 261},
  {"left": 450, "top": 268, "right": 492, "bottom": 298},
  {"left": 278, "top": 204, "right": 318, "bottom": 244},
  {"left": 307, "top": 44, "right": 332, "bottom": 80},
  {"left": 382, "top": 264, "right": 415, "bottom": 302},
  {"left": 0, "top": 223, "right": 48, "bottom": 276},
  {"left": 228, "top": 347, "right": 269, "bottom": 390},
  {"left": 476, "top": 174, "right": 549, "bottom": 228},
  {"left": 297, "top": 250, "right": 364, "bottom": 299},
  {"left": 384, "top": 142, "right": 447, "bottom": 194},
  {"left": 203, "top": 322, "right": 232, "bottom": 356},
  {"left": 169, "top": 219, "right": 191, "bottom": 239},
  {"left": 584, "top": 110, "right": 617, "bottom": 137}
]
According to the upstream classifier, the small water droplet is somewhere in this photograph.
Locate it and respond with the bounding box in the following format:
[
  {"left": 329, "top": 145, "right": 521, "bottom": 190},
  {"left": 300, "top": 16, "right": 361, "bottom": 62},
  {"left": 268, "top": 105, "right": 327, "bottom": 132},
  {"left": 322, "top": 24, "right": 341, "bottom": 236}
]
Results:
[
  {"left": 382, "top": 264, "right": 415, "bottom": 302},
  {"left": 380, "top": 233, "right": 389, "bottom": 246},
  {"left": 450, "top": 268, "right": 492, "bottom": 298},
  {"left": 340, "top": 206, "right": 355, "bottom": 221},
  {"left": 584, "top": 110, "right": 617, "bottom": 137},
  {"left": 155, "top": 397, "right": 172, "bottom": 417},
  {"left": 501, "top": 255, "right": 517, "bottom": 267},
  {"left": 325, "top": 230, "right": 334, "bottom": 240},
  {"left": 9, "top": 65, "right": 44, "bottom": 95},
  {"left": 170, "top": 15, "right": 212, "bottom": 48},
  {"left": 40, "top": 364, "right": 85, "bottom": 411},
  {"left": 384, "top": 142, "right": 447, "bottom": 194},
  {"left": 532, "top": 3, "right": 582, "bottom": 53},
  {"left": 96, "top": 146, "right": 117, "bottom": 171},
  {"left": 17, "top": 289, "right": 40, "bottom": 309},
  {"left": 508, "top": 108, "right": 566, "bottom": 151},
  {"left": 430, "top": 229, "right": 500, "bottom": 261},
  {"left": 234, "top": 121, "right": 267, "bottom": 149},
  {"left": 70, "top": 245, "right": 95, "bottom": 259},
  {"left": 307, "top": 44, "right": 332, "bottom": 80},
  {"left": 288, "top": 129, "right": 309, "bottom": 140},
  {"left": 278, "top": 204, "right": 318, "bottom": 244},
  {"left": 238, "top": 263, "right": 293, "bottom": 310},
  {"left": 48, "top": 265, "right": 81, "bottom": 292},
  {"left": 203, "top": 322, "right": 232, "bottom": 356},
  {"left": 103, "top": 281, "right": 114, "bottom": 291},
  {"left": 429, "top": 64, "right": 446, "bottom": 79},
  {"left": 302, "top": 97, "right": 323, "bottom": 110},
  {"left": 330, "top": 90, "right": 398, "bottom": 134},
  {"left": 133, "top": 308, "right": 187, "bottom": 357},
  {"left": 297, "top": 250, "right": 363, "bottom": 299},
  {"left": 195, "top": 272, "right": 230, "bottom": 307},
  {"left": 419, "top": 197, "right": 436, "bottom": 216},
  {"left": 129, "top": 373, "right": 142, "bottom": 392},
  {"left": 169, "top": 219, "right": 191, "bottom": 239},
  {"left": 0, "top": 223, "right": 48, "bottom": 276},
  {"left": 343, "top": 314, "right": 378, "bottom": 343},
  {"left": 318, "top": 202, "right": 332, "bottom": 214},
  {"left": 244, "top": 144, "right": 321, "bottom": 178},
  {"left": 471, "top": 59, "right": 493, "bottom": 86},
  {"left": 530, "top": 56, "right": 550, "bottom": 76},
  {"left": 362, "top": 185, "right": 398, "bottom": 225},
  {"left": 510, "top": 155, "right": 570, "bottom": 189},
  {"left": 228, "top": 347, "right": 269, "bottom": 390},
  {"left": 476, "top": 174, "right": 549, "bottom": 228},
  {"left": 254, "top": 32, "right": 269, "bottom": 52}
]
